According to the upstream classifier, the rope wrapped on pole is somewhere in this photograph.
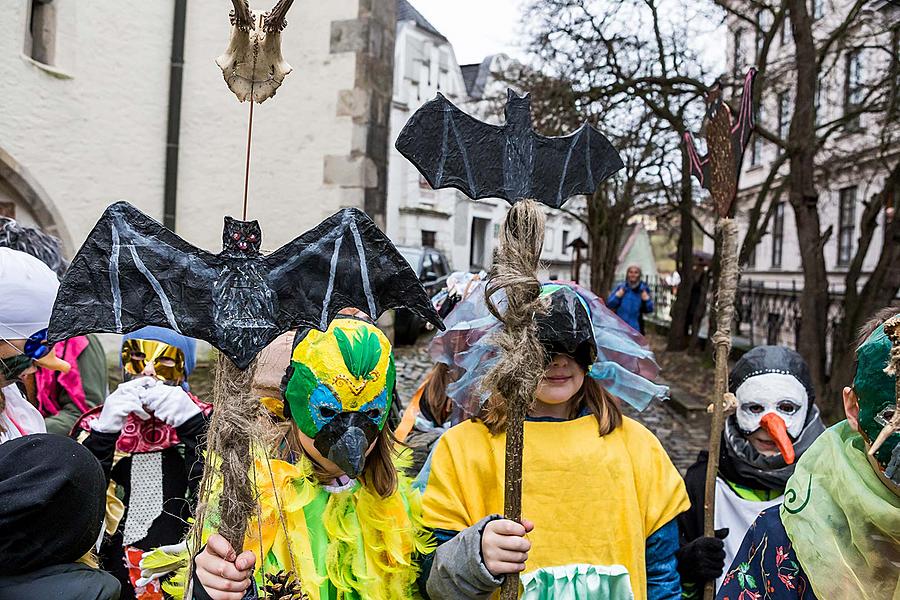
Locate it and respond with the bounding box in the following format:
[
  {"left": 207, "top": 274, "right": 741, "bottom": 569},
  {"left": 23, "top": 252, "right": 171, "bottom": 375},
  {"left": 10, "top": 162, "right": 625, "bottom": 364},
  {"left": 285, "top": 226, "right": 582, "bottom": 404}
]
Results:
[
  {"left": 702, "top": 218, "right": 739, "bottom": 600},
  {"left": 483, "top": 200, "right": 548, "bottom": 600}
]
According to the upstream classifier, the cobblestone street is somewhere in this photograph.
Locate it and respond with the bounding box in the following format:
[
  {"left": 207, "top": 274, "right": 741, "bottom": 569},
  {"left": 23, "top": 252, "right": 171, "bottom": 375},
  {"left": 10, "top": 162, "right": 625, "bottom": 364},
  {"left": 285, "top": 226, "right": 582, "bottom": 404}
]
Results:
[{"left": 393, "top": 335, "right": 710, "bottom": 473}]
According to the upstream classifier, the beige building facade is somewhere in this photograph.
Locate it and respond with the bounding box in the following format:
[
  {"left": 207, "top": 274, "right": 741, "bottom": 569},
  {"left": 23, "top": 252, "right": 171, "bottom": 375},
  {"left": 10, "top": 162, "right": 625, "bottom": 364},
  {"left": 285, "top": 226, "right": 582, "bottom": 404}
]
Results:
[{"left": 1, "top": 0, "right": 396, "bottom": 255}]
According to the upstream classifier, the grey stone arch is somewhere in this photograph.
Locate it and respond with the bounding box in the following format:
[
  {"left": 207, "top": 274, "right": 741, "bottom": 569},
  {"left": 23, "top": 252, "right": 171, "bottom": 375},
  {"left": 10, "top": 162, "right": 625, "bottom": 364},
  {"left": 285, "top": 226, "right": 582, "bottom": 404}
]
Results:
[{"left": 0, "top": 145, "right": 74, "bottom": 255}]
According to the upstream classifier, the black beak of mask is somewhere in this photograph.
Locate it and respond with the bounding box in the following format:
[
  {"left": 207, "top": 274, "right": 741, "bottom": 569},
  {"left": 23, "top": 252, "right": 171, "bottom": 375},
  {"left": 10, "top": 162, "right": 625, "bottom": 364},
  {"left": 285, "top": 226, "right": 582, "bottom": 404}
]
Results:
[{"left": 313, "top": 412, "right": 379, "bottom": 479}]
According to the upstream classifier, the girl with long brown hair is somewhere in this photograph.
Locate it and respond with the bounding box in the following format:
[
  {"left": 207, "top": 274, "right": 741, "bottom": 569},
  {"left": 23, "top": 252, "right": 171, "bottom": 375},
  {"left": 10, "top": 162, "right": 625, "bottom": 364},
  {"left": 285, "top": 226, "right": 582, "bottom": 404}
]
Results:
[
  {"left": 419, "top": 283, "right": 689, "bottom": 600},
  {"left": 189, "top": 317, "right": 433, "bottom": 600}
]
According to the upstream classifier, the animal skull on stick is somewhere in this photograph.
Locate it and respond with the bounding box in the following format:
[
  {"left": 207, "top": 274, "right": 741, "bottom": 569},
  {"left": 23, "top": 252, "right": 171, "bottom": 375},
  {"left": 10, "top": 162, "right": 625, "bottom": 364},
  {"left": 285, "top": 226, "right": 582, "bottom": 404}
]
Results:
[{"left": 216, "top": 0, "right": 295, "bottom": 103}]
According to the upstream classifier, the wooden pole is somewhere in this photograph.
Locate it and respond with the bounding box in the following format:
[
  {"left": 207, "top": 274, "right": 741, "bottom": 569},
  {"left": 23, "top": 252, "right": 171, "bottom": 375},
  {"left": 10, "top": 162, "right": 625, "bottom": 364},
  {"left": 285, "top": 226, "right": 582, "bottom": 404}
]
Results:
[
  {"left": 702, "top": 218, "right": 738, "bottom": 600},
  {"left": 483, "top": 200, "right": 546, "bottom": 600},
  {"left": 190, "top": 353, "right": 260, "bottom": 554}
]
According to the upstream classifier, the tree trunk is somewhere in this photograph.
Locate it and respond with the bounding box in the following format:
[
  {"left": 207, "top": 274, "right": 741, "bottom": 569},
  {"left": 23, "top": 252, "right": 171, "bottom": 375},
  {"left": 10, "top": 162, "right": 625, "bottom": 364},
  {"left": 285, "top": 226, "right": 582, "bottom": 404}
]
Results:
[
  {"left": 667, "top": 151, "right": 696, "bottom": 350},
  {"left": 787, "top": 0, "right": 830, "bottom": 405},
  {"left": 588, "top": 188, "right": 630, "bottom": 298},
  {"left": 825, "top": 163, "right": 900, "bottom": 416}
]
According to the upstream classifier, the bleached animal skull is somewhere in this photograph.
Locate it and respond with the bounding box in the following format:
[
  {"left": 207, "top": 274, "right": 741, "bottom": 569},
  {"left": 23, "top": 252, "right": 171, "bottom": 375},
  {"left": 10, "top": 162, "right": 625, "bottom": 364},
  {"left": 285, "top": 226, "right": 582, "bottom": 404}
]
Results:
[{"left": 216, "top": 0, "right": 295, "bottom": 103}]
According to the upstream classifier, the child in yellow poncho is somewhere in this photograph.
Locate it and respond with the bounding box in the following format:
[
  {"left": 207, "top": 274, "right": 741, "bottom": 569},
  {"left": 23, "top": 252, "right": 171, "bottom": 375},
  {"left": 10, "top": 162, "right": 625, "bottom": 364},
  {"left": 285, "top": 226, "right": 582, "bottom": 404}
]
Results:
[{"left": 419, "top": 283, "right": 690, "bottom": 600}]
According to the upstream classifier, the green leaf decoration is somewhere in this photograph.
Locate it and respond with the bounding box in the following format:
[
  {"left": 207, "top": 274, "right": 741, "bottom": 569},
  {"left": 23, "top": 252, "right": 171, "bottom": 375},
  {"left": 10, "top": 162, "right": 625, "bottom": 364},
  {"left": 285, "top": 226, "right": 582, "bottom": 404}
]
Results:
[
  {"left": 334, "top": 326, "right": 383, "bottom": 380},
  {"left": 745, "top": 574, "right": 757, "bottom": 589},
  {"left": 334, "top": 328, "right": 357, "bottom": 375}
]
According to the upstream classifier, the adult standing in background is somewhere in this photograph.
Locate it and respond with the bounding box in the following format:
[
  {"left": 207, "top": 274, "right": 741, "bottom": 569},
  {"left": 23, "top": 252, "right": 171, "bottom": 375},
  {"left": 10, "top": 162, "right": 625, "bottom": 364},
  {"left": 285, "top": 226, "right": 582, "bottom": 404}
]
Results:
[{"left": 607, "top": 265, "right": 655, "bottom": 334}]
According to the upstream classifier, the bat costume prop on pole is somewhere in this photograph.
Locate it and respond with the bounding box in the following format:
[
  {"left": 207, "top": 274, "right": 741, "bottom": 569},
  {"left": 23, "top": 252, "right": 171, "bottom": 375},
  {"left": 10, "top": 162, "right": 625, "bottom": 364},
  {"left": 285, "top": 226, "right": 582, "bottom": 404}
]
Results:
[
  {"left": 395, "top": 89, "right": 624, "bottom": 208},
  {"left": 48, "top": 4, "right": 442, "bottom": 598},
  {"left": 397, "top": 90, "right": 624, "bottom": 599},
  {"left": 682, "top": 67, "right": 757, "bottom": 600}
]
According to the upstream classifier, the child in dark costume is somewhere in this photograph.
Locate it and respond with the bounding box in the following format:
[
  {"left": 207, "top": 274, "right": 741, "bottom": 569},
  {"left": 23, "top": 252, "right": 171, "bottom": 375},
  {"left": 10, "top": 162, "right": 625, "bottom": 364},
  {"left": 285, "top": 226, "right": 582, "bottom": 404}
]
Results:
[
  {"left": 717, "top": 309, "right": 900, "bottom": 600},
  {"left": 677, "top": 346, "right": 825, "bottom": 596},
  {"left": 76, "top": 326, "right": 210, "bottom": 600},
  {"left": 0, "top": 434, "right": 120, "bottom": 600}
]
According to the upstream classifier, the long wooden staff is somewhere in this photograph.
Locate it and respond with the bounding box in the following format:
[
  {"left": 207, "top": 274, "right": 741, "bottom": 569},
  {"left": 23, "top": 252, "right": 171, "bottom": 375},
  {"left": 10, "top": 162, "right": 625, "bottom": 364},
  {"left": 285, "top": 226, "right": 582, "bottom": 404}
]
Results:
[
  {"left": 702, "top": 220, "right": 737, "bottom": 600},
  {"left": 483, "top": 200, "right": 547, "bottom": 600},
  {"left": 683, "top": 70, "right": 757, "bottom": 600}
]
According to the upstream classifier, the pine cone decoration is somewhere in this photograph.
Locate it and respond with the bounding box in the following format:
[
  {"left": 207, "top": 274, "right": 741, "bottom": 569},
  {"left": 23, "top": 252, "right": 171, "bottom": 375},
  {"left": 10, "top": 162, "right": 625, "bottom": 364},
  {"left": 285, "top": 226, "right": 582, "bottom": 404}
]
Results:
[{"left": 262, "top": 570, "right": 307, "bottom": 600}]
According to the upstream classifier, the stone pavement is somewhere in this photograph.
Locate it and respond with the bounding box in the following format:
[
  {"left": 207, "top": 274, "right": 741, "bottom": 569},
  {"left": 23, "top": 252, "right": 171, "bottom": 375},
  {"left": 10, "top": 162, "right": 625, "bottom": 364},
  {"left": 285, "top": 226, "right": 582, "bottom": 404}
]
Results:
[{"left": 393, "top": 337, "right": 710, "bottom": 473}]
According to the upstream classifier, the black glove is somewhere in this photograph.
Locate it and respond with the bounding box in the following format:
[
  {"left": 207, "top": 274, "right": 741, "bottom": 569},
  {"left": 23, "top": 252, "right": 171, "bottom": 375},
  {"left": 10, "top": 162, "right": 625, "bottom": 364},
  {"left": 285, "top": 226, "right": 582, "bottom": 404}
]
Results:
[{"left": 676, "top": 528, "right": 729, "bottom": 584}]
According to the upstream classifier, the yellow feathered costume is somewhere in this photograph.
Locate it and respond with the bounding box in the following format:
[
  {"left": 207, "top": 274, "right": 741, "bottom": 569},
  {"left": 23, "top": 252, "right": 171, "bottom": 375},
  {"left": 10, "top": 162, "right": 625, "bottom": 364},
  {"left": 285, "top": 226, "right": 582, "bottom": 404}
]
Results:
[{"left": 161, "top": 449, "right": 433, "bottom": 600}]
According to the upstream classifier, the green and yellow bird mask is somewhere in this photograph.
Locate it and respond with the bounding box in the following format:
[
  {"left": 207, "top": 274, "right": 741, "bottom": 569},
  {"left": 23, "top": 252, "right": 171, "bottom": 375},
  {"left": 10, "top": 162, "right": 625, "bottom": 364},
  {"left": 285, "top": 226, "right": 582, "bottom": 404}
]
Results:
[{"left": 284, "top": 318, "right": 395, "bottom": 478}]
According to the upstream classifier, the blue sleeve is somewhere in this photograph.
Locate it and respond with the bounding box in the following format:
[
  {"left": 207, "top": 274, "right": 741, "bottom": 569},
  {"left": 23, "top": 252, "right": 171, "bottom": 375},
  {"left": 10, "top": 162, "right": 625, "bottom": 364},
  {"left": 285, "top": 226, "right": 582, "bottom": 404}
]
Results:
[
  {"left": 646, "top": 519, "right": 681, "bottom": 600},
  {"left": 641, "top": 283, "right": 655, "bottom": 314},
  {"left": 607, "top": 285, "right": 623, "bottom": 309}
]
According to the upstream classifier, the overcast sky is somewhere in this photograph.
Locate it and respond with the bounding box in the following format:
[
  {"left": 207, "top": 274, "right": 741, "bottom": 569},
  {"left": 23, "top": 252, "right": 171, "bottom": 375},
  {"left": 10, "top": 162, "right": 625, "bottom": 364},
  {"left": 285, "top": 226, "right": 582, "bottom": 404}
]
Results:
[{"left": 409, "top": 0, "right": 527, "bottom": 65}]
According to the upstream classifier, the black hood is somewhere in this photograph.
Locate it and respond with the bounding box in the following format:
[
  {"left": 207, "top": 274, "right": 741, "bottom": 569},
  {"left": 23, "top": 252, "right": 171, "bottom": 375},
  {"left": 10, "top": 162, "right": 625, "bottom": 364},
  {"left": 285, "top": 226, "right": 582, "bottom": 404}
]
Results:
[
  {"left": 535, "top": 287, "right": 597, "bottom": 370},
  {"left": 0, "top": 434, "right": 106, "bottom": 576},
  {"left": 729, "top": 345, "right": 815, "bottom": 405}
]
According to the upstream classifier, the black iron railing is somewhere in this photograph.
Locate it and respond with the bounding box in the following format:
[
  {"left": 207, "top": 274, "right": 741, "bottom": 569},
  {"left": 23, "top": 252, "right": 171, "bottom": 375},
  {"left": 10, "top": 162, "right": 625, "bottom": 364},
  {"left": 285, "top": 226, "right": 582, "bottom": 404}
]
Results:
[{"left": 614, "top": 273, "right": 847, "bottom": 369}]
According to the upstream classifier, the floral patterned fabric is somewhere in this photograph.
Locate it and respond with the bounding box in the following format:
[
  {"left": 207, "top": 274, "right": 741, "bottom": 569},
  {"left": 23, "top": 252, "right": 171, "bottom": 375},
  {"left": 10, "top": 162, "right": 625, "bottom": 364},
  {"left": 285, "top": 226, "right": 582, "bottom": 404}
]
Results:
[{"left": 717, "top": 507, "right": 817, "bottom": 600}]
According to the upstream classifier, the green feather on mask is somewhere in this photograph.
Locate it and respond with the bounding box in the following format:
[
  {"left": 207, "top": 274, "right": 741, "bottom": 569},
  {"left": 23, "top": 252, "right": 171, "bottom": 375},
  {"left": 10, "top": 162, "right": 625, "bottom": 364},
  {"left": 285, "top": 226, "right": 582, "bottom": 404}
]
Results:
[{"left": 334, "top": 326, "right": 383, "bottom": 381}]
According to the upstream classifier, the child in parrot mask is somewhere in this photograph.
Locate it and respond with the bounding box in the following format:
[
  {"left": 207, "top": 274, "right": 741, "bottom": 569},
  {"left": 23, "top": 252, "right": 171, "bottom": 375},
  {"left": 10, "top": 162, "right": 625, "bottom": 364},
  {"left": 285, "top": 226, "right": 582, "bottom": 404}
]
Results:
[
  {"left": 191, "top": 316, "right": 433, "bottom": 600},
  {"left": 718, "top": 308, "right": 900, "bottom": 600},
  {"left": 76, "top": 326, "right": 210, "bottom": 600},
  {"left": 677, "top": 346, "right": 825, "bottom": 596},
  {"left": 420, "top": 283, "right": 689, "bottom": 600}
]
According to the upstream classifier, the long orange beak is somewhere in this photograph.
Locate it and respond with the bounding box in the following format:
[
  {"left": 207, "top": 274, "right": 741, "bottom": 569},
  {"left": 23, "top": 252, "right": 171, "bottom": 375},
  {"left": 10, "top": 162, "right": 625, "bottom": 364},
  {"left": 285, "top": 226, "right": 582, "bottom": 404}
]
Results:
[{"left": 760, "top": 413, "right": 795, "bottom": 464}]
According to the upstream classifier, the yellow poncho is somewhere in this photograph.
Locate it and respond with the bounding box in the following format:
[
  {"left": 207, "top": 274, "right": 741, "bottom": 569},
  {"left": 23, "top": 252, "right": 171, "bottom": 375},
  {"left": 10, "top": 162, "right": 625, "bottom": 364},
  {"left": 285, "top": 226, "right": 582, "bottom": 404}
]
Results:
[{"left": 423, "top": 415, "right": 689, "bottom": 599}]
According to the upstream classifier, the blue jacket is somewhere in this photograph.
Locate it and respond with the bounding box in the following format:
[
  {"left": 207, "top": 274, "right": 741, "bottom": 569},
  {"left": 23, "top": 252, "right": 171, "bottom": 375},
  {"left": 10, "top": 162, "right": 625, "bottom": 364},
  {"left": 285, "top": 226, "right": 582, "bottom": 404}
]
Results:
[{"left": 607, "top": 281, "right": 654, "bottom": 333}]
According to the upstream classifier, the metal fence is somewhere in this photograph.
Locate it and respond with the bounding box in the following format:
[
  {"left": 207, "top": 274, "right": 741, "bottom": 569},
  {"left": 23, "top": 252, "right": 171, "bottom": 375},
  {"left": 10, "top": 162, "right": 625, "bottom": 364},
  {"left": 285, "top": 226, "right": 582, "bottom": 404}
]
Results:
[{"left": 625, "top": 273, "right": 847, "bottom": 368}]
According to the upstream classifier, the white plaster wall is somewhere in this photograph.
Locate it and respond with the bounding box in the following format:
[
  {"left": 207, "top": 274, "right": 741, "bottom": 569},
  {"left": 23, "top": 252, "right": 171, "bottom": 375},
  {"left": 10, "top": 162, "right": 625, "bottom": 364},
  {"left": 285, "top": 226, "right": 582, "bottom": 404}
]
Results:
[
  {"left": 0, "top": 1, "right": 172, "bottom": 248},
  {"left": 1, "top": 0, "right": 363, "bottom": 254},
  {"left": 177, "top": 1, "right": 360, "bottom": 252}
]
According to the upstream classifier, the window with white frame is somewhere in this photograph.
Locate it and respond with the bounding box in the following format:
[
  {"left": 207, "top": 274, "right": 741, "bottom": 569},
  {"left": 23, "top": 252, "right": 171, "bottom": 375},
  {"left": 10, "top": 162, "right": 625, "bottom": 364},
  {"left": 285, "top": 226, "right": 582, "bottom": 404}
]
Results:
[
  {"left": 837, "top": 186, "right": 856, "bottom": 267},
  {"left": 751, "top": 103, "right": 764, "bottom": 166},
  {"left": 815, "top": 81, "right": 823, "bottom": 126},
  {"left": 811, "top": 0, "right": 824, "bottom": 21},
  {"left": 771, "top": 201, "right": 785, "bottom": 268},
  {"left": 733, "top": 28, "right": 744, "bottom": 73},
  {"left": 561, "top": 230, "right": 570, "bottom": 254},
  {"left": 844, "top": 49, "right": 863, "bottom": 129},
  {"left": 777, "top": 91, "right": 791, "bottom": 140}
]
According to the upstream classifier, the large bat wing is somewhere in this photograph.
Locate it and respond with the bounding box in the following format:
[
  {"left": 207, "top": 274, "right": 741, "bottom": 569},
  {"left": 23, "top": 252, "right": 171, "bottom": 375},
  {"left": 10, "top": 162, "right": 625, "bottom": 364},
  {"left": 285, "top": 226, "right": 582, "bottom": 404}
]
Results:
[
  {"left": 263, "top": 207, "right": 444, "bottom": 336},
  {"left": 730, "top": 67, "right": 758, "bottom": 167},
  {"left": 529, "top": 123, "right": 625, "bottom": 209},
  {"left": 48, "top": 201, "right": 219, "bottom": 344},
  {"left": 395, "top": 93, "right": 505, "bottom": 201}
]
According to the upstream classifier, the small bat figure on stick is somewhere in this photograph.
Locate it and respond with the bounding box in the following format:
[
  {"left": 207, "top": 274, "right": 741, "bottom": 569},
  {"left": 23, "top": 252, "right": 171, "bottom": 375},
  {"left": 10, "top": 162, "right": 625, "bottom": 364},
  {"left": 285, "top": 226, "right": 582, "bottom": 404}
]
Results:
[
  {"left": 684, "top": 68, "right": 758, "bottom": 218},
  {"left": 48, "top": 201, "right": 443, "bottom": 369},
  {"left": 395, "top": 89, "right": 624, "bottom": 209}
]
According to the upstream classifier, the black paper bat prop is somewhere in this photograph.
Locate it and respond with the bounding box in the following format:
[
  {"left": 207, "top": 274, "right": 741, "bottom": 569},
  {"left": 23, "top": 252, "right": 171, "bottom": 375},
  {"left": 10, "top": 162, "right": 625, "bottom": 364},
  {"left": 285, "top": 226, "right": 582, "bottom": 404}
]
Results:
[
  {"left": 395, "top": 89, "right": 625, "bottom": 209},
  {"left": 684, "top": 68, "right": 758, "bottom": 218},
  {"left": 48, "top": 202, "right": 444, "bottom": 369}
]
